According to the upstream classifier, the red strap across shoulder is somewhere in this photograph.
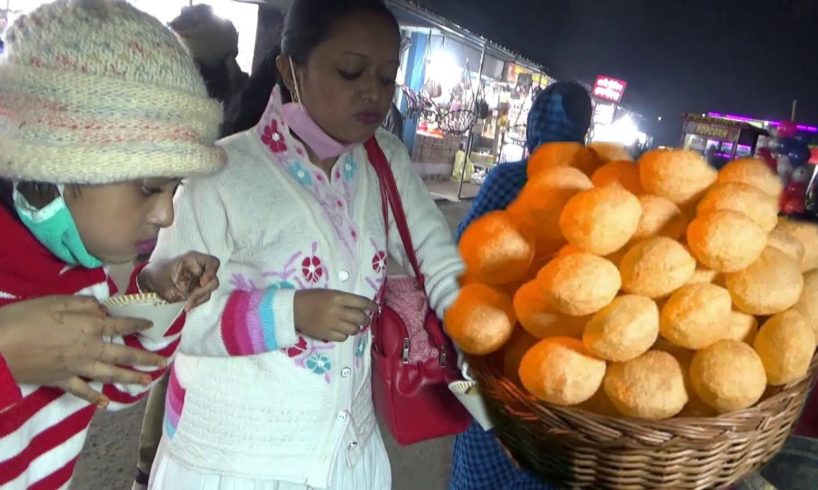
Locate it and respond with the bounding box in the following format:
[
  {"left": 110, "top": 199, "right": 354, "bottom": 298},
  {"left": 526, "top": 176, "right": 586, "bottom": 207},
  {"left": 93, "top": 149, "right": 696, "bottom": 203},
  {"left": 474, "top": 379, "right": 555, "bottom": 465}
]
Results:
[{"left": 364, "top": 137, "right": 427, "bottom": 290}]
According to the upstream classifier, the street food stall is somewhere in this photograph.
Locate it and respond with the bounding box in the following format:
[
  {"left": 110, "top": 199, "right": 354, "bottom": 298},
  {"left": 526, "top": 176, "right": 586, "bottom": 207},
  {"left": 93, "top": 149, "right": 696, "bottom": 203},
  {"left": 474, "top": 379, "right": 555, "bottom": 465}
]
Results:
[{"left": 680, "top": 113, "right": 768, "bottom": 168}]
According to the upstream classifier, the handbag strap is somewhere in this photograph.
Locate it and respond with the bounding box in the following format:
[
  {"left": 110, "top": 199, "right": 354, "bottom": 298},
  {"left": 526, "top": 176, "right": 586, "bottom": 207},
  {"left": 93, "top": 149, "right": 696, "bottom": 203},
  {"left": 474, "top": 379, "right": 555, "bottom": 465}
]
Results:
[
  {"left": 364, "top": 137, "right": 426, "bottom": 290},
  {"left": 364, "top": 137, "right": 454, "bottom": 359}
]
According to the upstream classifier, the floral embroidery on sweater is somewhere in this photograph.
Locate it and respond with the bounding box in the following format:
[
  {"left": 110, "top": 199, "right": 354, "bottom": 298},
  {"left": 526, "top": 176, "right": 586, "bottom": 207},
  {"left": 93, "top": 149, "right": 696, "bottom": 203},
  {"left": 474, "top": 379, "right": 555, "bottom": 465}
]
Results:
[
  {"left": 365, "top": 237, "right": 387, "bottom": 293},
  {"left": 285, "top": 335, "right": 334, "bottom": 383},
  {"left": 252, "top": 243, "right": 336, "bottom": 382},
  {"left": 254, "top": 87, "right": 360, "bottom": 264},
  {"left": 261, "top": 120, "right": 287, "bottom": 154}
]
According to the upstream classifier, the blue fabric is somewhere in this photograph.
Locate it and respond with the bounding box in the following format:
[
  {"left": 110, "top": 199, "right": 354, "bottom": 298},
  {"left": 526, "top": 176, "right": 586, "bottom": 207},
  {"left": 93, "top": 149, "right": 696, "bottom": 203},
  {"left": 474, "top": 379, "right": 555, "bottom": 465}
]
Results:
[
  {"left": 450, "top": 421, "right": 554, "bottom": 490},
  {"left": 456, "top": 83, "right": 589, "bottom": 239},
  {"left": 450, "top": 83, "right": 590, "bottom": 490},
  {"left": 526, "top": 88, "right": 587, "bottom": 151},
  {"left": 456, "top": 161, "right": 528, "bottom": 239}
]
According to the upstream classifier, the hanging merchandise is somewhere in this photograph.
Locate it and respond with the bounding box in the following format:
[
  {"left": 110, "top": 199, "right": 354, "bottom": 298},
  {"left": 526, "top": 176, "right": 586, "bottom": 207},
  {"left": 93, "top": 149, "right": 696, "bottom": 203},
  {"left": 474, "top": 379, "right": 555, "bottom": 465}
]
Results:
[{"left": 765, "top": 121, "right": 815, "bottom": 216}]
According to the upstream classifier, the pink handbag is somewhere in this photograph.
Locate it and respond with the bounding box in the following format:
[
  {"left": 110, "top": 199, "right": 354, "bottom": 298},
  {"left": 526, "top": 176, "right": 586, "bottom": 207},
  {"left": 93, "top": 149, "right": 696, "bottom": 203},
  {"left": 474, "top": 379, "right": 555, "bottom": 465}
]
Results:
[{"left": 365, "top": 138, "right": 470, "bottom": 446}]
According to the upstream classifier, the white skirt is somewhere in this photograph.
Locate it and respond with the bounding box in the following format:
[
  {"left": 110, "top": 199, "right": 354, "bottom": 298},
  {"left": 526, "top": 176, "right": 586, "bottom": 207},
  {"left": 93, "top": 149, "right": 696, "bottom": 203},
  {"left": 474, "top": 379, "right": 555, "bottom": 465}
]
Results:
[{"left": 148, "top": 429, "right": 392, "bottom": 490}]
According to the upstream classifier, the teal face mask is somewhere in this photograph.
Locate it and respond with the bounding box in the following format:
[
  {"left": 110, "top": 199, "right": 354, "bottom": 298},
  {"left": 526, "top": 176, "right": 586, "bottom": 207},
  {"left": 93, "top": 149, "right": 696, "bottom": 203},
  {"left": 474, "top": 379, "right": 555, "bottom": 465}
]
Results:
[{"left": 13, "top": 184, "right": 104, "bottom": 269}]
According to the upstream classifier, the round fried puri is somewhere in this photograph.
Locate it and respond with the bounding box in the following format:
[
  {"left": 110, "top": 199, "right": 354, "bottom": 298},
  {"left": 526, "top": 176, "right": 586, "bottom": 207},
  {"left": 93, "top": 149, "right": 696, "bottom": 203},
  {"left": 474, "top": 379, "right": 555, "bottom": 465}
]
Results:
[
  {"left": 690, "top": 340, "right": 767, "bottom": 413},
  {"left": 793, "top": 270, "right": 818, "bottom": 339},
  {"left": 591, "top": 161, "right": 643, "bottom": 194},
  {"left": 501, "top": 328, "right": 540, "bottom": 382},
  {"left": 754, "top": 311, "right": 816, "bottom": 386},
  {"left": 508, "top": 166, "right": 593, "bottom": 247},
  {"left": 619, "top": 237, "right": 696, "bottom": 298},
  {"left": 527, "top": 142, "right": 601, "bottom": 177},
  {"left": 559, "top": 185, "right": 642, "bottom": 256},
  {"left": 582, "top": 295, "right": 659, "bottom": 362},
  {"left": 767, "top": 227, "right": 806, "bottom": 265},
  {"left": 459, "top": 211, "right": 535, "bottom": 285},
  {"left": 687, "top": 210, "right": 767, "bottom": 273},
  {"left": 697, "top": 182, "right": 778, "bottom": 232},
  {"left": 513, "top": 280, "right": 588, "bottom": 339},
  {"left": 660, "top": 283, "right": 731, "bottom": 349},
  {"left": 538, "top": 253, "right": 621, "bottom": 316},
  {"left": 686, "top": 266, "right": 719, "bottom": 285},
  {"left": 639, "top": 149, "right": 718, "bottom": 206},
  {"left": 603, "top": 350, "right": 688, "bottom": 420},
  {"left": 725, "top": 247, "right": 803, "bottom": 316},
  {"left": 633, "top": 194, "right": 688, "bottom": 240},
  {"left": 519, "top": 337, "right": 606, "bottom": 405},
  {"left": 775, "top": 218, "right": 818, "bottom": 272},
  {"left": 444, "top": 284, "right": 516, "bottom": 355},
  {"left": 723, "top": 310, "right": 759, "bottom": 344},
  {"left": 588, "top": 142, "right": 633, "bottom": 163},
  {"left": 717, "top": 158, "right": 784, "bottom": 199}
]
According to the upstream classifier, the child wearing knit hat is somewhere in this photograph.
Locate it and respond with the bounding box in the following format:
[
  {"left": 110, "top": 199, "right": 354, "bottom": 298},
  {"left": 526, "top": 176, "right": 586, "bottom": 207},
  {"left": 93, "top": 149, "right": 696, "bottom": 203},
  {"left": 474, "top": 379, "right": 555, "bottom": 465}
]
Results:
[{"left": 0, "top": 0, "right": 225, "bottom": 487}]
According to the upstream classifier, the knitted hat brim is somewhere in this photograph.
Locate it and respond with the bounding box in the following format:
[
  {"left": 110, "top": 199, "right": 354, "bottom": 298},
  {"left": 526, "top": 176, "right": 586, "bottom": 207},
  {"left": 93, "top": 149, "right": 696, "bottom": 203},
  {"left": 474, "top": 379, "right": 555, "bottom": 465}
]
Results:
[{"left": 0, "top": 65, "right": 225, "bottom": 184}]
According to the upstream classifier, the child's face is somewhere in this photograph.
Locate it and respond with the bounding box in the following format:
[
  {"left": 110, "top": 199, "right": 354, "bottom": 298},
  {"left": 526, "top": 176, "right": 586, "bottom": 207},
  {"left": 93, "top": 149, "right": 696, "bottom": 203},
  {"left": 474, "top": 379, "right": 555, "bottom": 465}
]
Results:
[{"left": 65, "top": 178, "right": 180, "bottom": 265}]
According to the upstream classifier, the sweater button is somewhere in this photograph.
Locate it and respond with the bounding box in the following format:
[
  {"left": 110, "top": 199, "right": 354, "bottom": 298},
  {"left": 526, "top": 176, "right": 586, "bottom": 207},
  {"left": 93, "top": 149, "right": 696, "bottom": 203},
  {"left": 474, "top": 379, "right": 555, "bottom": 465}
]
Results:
[
  {"left": 338, "top": 270, "right": 350, "bottom": 282},
  {"left": 337, "top": 411, "right": 348, "bottom": 421},
  {"left": 341, "top": 367, "right": 351, "bottom": 378},
  {"left": 348, "top": 441, "right": 358, "bottom": 450}
]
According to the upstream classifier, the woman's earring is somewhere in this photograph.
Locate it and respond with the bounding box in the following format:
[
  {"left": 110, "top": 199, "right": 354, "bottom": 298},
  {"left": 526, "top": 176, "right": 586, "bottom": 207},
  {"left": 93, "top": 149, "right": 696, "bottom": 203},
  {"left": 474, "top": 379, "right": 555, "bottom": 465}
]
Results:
[{"left": 288, "top": 57, "right": 304, "bottom": 109}]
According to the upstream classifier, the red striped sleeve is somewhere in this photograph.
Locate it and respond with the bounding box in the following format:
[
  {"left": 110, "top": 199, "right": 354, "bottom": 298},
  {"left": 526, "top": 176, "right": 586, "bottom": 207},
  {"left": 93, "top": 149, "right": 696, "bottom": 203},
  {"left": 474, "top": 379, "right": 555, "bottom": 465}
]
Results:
[
  {"left": 29, "top": 457, "right": 78, "bottom": 490},
  {"left": 0, "top": 388, "right": 63, "bottom": 438},
  {"left": 0, "top": 353, "right": 22, "bottom": 411},
  {"left": 0, "top": 404, "right": 94, "bottom": 483}
]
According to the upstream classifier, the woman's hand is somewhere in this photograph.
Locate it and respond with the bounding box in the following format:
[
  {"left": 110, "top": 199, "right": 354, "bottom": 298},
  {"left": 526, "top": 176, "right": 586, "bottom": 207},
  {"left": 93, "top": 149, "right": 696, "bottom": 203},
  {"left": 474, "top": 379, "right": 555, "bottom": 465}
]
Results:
[
  {"left": 294, "top": 289, "right": 378, "bottom": 342},
  {"left": 0, "top": 296, "right": 167, "bottom": 407},
  {"left": 139, "top": 252, "right": 220, "bottom": 311}
]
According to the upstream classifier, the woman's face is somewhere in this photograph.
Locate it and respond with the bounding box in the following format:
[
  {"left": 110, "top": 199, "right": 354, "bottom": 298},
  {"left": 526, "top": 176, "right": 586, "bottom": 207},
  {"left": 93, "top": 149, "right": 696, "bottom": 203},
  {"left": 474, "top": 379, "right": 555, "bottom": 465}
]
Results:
[
  {"left": 66, "top": 178, "right": 180, "bottom": 264},
  {"left": 280, "top": 12, "right": 400, "bottom": 144}
]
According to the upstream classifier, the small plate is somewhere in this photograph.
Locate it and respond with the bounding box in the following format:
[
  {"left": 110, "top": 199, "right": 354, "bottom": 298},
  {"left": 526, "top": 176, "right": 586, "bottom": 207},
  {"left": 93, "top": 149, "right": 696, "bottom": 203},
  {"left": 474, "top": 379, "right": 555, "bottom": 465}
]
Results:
[
  {"left": 449, "top": 380, "right": 494, "bottom": 431},
  {"left": 103, "top": 293, "right": 185, "bottom": 343}
]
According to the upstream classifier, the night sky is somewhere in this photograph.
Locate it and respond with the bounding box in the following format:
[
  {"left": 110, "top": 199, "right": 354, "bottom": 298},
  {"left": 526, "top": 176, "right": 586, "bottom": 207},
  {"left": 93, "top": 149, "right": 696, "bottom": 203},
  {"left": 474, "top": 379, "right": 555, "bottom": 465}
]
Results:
[{"left": 414, "top": 0, "right": 818, "bottom": 146}]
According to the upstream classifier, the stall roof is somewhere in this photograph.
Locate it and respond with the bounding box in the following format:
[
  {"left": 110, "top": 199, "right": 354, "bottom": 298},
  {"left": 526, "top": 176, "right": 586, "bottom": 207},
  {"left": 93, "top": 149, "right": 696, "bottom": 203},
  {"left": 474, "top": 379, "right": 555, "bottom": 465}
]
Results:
[
  {"left": 387, "top": 0, "right": 545, "bottom": 74},
  {"left": 682, "top": 113, "right": 769, "bottom": 136}
]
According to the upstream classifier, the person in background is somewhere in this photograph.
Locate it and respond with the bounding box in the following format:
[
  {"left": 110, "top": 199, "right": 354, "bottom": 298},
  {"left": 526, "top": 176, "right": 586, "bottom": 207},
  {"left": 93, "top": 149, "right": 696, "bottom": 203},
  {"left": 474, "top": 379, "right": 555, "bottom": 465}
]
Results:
[
  {"left": 0, "top": 0, "right": 225, "bottom": 487},
  {"left": 130, "top": 7, "right": 250, "bottom": 488},
  {"left": 145, "top": 0, "right": 462, "bottom": 488},
  {"left": 219, "top": 48, "right": 280, "bottom": 137},
  {"left": 169, "top": 4, "right": 249, "bottom": 106},
  {"left": 450, "top": 81, "right": 593, "bottom": 490}
]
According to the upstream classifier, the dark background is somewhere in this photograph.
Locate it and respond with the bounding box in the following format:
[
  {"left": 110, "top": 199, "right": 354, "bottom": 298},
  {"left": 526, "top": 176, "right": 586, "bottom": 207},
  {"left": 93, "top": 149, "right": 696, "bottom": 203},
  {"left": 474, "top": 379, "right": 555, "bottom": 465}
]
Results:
[{"left": 413, "top": 0, "right": 818, "bottom": 146}]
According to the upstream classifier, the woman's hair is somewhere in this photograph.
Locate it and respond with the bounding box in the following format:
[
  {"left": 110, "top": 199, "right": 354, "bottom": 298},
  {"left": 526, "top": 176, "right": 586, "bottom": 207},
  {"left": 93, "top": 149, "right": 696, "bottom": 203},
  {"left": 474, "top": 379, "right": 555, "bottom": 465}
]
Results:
[
  {"left": 220, "top": 0, "right": 398, "bottom": 137},
  {"left": 281, "top": 0, "right": 398, "bottom": 64}
]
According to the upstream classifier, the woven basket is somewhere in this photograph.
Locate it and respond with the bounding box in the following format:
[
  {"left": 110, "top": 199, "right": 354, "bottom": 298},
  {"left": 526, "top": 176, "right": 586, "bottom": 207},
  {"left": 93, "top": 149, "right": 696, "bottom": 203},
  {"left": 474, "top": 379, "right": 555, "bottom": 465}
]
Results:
[{"left": 469, "top": 353, "right": 818, "bottom": 490}]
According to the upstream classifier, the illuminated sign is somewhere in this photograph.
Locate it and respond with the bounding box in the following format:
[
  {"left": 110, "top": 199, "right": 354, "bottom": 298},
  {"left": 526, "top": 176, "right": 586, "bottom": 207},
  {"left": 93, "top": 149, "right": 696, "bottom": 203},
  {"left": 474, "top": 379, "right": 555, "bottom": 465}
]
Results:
[
  {"left": 593, "top": 102, "right": 616, "bottom": 126},
  {"left": 684, "top": 121, "right": 740, "bottom": 141},
  {"left": 593, "top": 75, "right": 628, "bottom": 103}
]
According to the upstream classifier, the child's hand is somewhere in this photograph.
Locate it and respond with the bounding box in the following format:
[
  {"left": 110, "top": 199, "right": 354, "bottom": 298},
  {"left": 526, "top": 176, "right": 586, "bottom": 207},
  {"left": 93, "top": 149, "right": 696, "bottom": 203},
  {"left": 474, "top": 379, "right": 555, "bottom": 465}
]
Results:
[
  {"left": 294, "top": 289, "right": 378, "bottom": 342},
  {"left": 139, "top": 252, "right": 220, "bottom": 311}
]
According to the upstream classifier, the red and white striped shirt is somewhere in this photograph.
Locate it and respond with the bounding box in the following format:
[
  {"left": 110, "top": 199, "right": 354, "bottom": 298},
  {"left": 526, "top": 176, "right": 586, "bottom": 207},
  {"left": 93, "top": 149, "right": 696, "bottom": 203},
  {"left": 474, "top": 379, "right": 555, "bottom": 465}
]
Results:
[{"left": 0, "top": 207, "right": 180, "bottom": 489}]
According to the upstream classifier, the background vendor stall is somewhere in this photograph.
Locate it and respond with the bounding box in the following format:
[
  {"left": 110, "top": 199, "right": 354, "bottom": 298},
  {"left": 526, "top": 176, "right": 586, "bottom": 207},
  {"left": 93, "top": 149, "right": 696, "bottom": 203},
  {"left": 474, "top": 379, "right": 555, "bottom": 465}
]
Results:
[{"left": 388, "top": 0, "right": 550, "bottom": 200}]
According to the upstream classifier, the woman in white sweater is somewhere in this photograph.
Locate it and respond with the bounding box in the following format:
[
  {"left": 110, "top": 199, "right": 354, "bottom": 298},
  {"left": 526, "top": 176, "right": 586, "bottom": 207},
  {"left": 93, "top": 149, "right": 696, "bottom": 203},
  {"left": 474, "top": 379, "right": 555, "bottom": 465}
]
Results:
[{"left": 141, "top": 0, "right": 464, "bottom": 488}]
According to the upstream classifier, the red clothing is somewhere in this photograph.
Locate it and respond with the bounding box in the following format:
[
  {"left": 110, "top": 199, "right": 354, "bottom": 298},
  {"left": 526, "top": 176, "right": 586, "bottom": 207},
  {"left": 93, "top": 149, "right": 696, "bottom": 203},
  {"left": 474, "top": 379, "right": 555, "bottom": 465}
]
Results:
[{"left": 0, "top": 207, "right": 180, "bottom": 489}]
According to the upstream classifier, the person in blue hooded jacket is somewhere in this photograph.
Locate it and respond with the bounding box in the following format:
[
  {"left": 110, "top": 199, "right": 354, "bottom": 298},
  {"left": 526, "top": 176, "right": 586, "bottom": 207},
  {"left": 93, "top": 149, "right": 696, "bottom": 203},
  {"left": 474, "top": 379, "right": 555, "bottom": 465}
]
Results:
[{"left": 450, "top": 81, "right": 593, "bottom": 490}]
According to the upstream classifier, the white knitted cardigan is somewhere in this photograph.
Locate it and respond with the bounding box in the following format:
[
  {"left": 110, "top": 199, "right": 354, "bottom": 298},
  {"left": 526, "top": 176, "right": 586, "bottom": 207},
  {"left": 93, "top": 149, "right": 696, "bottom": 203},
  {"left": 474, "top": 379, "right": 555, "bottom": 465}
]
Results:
[{"left": 149, "top": 88, "right": 463, "bottom": 486}]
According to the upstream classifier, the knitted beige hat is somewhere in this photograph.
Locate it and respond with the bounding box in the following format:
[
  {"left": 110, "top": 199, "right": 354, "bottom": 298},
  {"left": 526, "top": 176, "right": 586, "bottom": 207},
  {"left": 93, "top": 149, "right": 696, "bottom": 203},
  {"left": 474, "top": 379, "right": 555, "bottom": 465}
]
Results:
[{"left": 0, "top": 0, "right": 225, "bottom": 185}]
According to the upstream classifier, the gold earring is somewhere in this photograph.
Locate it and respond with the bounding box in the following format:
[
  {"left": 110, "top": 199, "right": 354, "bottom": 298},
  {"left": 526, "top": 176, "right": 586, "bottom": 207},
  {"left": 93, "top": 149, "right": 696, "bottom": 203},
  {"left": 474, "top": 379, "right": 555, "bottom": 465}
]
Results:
[{"left": 288, "top": 57, "right": 304, "bottom": 107}]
